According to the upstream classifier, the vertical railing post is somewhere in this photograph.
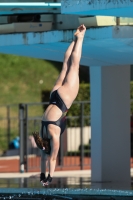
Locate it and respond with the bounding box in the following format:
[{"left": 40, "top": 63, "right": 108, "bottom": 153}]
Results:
[
  {"left": 7, "top": 105, "right": 10, "bottom": 148},
  {"left": 24, "top": 104, "right": 28, "bottom": 172},
  {"left": 58, "top": 137, "right": 62, "bottom": 167},
  {"left": 80, "top": 102, "right": 84, "bottom": 170},
  {"left": 116, "top": 17, "right": 120, "bottom": 26},
  {"left": 58, "top": 129, "right": 64, "bottom": 168},
  {"left": 60, "top": 133, "right": 64, "bottom": 167},
  {"left": 19, "top": 103, "right": 25, "bottom": 173}
]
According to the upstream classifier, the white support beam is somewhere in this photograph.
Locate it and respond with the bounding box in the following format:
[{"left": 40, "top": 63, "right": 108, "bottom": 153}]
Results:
[{"left": 90, "top": 65, "right": 131, "bottom": 189}]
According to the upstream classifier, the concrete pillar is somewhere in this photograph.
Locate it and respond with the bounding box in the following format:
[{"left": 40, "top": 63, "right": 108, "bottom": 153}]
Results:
[{"left": 90, "top": 65, "right": 130, "bottom": 189}]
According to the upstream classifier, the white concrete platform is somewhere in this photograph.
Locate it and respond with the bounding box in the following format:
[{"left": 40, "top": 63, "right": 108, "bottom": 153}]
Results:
[
  {"left": 0, "top": 170, "right": 91, "bottom": 178},
  {"left": 1, "top": 168, "right": 133, "bottom": 178}
]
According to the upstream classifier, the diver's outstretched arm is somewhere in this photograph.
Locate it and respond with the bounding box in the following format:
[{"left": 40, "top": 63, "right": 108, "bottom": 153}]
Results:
[{"left": 42, "top": 134, "right": 60, "bottom": 186}]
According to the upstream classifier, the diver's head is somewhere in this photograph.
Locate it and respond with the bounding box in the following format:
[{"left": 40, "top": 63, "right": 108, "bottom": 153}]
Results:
[{"left": 32, "top": 132, "right": 51, "bottom": 154}]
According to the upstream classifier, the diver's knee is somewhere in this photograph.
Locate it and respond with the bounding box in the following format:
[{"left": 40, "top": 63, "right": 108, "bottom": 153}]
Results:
[{"left": 50, "top": 157, "right": 57, "bottom": 162}]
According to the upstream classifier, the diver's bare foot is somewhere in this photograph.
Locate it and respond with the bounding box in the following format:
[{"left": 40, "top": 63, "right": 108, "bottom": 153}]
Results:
[{"left": 74, "top": 24, "right": 86, "bottom": 38}]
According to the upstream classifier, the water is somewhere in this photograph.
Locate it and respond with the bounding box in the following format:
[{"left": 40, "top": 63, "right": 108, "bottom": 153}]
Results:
[
  {"left": 0, "top": 176, "right": 91, "bottom": 189},
  {"left": 1, "top": 176, "right": 133, "bottom": 199},
  {"left": 0, "top": 187, "right": 133, "bottom": 199}
]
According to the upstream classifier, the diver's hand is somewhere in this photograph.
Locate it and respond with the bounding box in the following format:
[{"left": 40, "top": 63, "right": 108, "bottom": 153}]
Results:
[
  {"left": 42, "top": 174, "right": 52, "bottom": 186},
  {"left": 40, "top": 173, "right": 47, "bottom": 185}
]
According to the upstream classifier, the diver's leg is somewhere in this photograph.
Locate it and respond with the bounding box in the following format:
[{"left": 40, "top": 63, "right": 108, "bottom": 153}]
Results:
[
  {"left": 58, "top": 25, "right": 86, "bottom": 108},
  {"left": 51, "top": 40, "right": 76, "bottom": 92}
]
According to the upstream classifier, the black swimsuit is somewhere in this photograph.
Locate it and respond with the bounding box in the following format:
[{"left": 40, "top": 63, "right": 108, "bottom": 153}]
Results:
[{"left": 41, "top": 90, "right": 68, "bottom": 139}]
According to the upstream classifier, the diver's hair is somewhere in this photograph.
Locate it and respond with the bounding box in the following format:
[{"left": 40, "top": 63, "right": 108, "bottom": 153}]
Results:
[{"left": 32, "top": 132, "right": 51, "bottom": 154}]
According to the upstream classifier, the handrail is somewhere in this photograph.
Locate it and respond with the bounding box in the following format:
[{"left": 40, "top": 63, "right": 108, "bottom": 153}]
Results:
[{"left": 0, "top": 2, "right": 61, "bottom": 8}]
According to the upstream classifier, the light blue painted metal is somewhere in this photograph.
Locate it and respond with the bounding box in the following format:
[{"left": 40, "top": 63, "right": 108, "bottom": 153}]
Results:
[
  {"left": 61, "top": 6, "right": 133, "bottom": 17},
  {"left": 0, "top": 10, "right": 59, "bottom": 16},
  {"left": 0, "top": 2, "right": 61, "bottom": 16},
  {"left": 0, "top": 26, "right": 133, "bottom": 46},
  {"left": 0, "top": 29, "right": 74, "bottom": 46},
  {"left": 62, "top": 0, "right": 133, "bottom": 10},
  {"left": 61, "top": 0, "right": 133, "bottom": 17},
  {"left": 0, "top": 27, "right": 110, "bottom": 46},
  {"left": 0, "top": 38, "right": 133, "bottom": 66},
  {"left": 0, "top": 2, "right": 61, "bottom": 8},
  {"left": 0, "top": 27, "right": 133, "bottom": 66}
]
